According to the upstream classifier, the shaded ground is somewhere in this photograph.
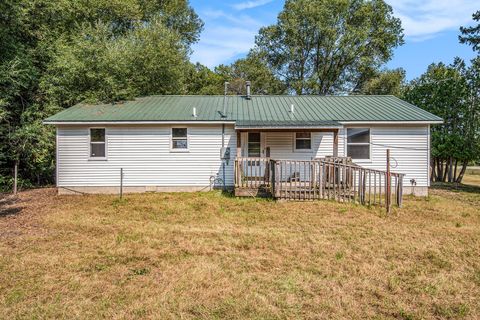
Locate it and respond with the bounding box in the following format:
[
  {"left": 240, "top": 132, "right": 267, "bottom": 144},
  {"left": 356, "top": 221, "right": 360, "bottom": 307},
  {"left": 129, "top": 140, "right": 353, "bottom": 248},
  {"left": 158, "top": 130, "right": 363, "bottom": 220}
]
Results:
[{"left": 0, "top": 177, "right": 479, "bottom": 319}]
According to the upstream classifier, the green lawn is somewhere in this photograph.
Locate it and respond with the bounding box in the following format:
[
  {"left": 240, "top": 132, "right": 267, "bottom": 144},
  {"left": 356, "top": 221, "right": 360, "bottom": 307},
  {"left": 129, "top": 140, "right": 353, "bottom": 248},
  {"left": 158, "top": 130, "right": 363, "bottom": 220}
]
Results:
[{"left": 1, "top": 177, "right": 479, "bottom": 319}]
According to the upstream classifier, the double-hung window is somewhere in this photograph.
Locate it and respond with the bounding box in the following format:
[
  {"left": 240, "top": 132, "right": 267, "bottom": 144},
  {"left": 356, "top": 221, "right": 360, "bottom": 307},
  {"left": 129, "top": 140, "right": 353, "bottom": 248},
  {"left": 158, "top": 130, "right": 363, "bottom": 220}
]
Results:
[
  {"left": 294, "top": 132, "right": 312, "bottom": 151},
  {"left": 172, "top": 128, "right": 188, "bottom": 150},
  {"left": 90, "top": 128, "right": 106, "bottom": 158},
  {"left": 347, "top": 128, "right": 370, "bottom": 160}
]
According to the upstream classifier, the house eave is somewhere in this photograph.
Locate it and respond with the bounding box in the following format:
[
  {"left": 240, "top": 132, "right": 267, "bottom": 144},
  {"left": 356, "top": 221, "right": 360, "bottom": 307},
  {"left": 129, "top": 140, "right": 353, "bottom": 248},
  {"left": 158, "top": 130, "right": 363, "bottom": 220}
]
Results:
[
  {"left": 340, "top": 120, "right": 443, "bottom": 125},
  {"left": 43, "top": 120, "right": 237, "bottom": 125}
]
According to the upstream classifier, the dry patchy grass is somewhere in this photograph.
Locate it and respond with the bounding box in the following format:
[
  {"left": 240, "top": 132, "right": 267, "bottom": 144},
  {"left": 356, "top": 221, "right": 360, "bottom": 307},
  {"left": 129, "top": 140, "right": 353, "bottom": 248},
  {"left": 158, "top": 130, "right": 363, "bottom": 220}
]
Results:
[{"left": 1, "top": 177, "right": 480, "bottom": 319}]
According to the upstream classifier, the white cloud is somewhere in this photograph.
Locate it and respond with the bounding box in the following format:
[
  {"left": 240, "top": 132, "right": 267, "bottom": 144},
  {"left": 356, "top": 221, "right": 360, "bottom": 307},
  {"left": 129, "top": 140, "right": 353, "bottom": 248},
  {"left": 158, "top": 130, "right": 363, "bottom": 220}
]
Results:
[
  {"left": 387, "top": 0, "right": 477, "bottom": 40},
  {"left": 191, "top": 26, "right": 258, "bottom": 68},
  {"left": 190, "top": 9, "right": 265, "bottom": 68},
  {"left": 232, "top": 0, "right": 274, "bottom": 11}
]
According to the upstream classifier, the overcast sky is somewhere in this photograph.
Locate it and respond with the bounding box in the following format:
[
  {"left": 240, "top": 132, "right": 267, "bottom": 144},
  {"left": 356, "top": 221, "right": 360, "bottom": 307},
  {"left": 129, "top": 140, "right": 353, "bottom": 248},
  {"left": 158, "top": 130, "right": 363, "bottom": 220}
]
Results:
[{"left": 189, "top": 0, "right": 478, "bottom": 80}]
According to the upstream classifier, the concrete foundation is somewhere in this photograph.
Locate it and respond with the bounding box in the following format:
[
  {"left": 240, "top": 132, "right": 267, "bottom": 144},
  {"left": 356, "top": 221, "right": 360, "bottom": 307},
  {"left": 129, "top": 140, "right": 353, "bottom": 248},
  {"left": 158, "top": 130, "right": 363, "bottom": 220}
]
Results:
[
  {"left": 58, "top": 185, "right": 429, "bottom": 197},
  {"left": 57, "top": 185, "right": 232, "bottom": 195},
  {"left": 402, "top": 186, "right": 428, "bottom": 197}
]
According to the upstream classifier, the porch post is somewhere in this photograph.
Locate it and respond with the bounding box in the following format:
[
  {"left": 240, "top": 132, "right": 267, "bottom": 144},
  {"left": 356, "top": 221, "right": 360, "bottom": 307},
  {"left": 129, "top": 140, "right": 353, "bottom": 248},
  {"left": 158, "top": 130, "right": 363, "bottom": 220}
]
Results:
[
  {"left": 333, "top": 129, "right": 339, "bottom": 157},
  {"left": 236, "top": 130, "right": 241, "bottom": 158}
]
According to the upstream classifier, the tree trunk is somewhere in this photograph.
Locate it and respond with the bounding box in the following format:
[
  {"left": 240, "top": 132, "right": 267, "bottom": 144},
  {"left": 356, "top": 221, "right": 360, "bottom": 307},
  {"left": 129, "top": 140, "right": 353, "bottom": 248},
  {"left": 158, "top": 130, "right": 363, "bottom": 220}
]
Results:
[
  {"left": 456, "top": 161, "right": 468, "bottom": 183},
  {"left": 442, "top": 159, "right": 449, "bottom": 182},
  {"left": 448, "top": 157, "right": 453, "bottom": 182},
  {"left": 437, "top": 159, "right": 443, "bottom": 182},
  {"left": 431, "top": 158, "right": 436, "bottom": 182},
  {"left": 453, "top": 159, "right": 458, "bottom": 182}
]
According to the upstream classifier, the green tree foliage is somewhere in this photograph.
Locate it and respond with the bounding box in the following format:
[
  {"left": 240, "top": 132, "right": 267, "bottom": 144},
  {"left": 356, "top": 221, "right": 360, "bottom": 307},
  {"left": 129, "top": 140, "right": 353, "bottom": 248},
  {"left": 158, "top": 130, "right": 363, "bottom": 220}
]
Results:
[
  {"left": 215, "top": 53, "right": 286, "bottom": 95},
  {"left": 360, "top": 68, "right": 405, "bottom": 96},
  {"left": 254, "top": 0, "right": 403, "bottom": 95},
  {"left": 0, "top": 0, "right": 203, "bottom": 190},
  {"left": 459, "top": 10, "right": 480, "bottom": 52},
  {"left": 42, "top": 20, "right": 190, "bottom": 106},
  {"left": 186, "top": 63, "right": 224, "bottom": 95},
  {"left": 403, "top": 59, "right": 480, "bottom": 183}
]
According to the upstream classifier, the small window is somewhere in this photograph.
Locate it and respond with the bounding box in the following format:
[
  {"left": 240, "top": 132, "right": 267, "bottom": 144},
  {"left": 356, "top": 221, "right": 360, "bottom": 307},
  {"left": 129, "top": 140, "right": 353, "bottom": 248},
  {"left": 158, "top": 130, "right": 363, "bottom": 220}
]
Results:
[
  {"left": 90, "top": 128, "right": 106, "bottom": 158},
  {"left": 172, "top": 128, "right": 188, "bottom": 150},
  {"left": 295, "top": 132, "right": 312, "bottom": 150},
  {"left": 248, "top": 132, "right": 261, "bottom": 157},
  {"left": 347, "top": 128, "right": 370, "bottom": 159}
]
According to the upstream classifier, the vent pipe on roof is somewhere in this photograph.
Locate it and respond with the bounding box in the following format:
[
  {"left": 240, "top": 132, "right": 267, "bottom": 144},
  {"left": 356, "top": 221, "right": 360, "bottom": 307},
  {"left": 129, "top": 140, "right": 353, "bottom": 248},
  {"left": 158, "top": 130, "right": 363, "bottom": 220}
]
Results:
[
  {"left": 290, "top": 104, "right": 295, "bottom": 113},
  {"left": 192, "top": 107, "right": 197, "bottom": 118},
  {"left": 246, "top": 81, "right": 251, "bottom": 99}
]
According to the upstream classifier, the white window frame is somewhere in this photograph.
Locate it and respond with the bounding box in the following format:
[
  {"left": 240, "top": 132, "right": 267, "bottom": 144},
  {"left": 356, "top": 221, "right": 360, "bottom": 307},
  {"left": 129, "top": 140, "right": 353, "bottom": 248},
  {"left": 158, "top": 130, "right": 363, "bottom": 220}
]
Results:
[
  {"left": 88, "top": 127, "right": 107, "bottom": 160},
  {"left": 293, "top": 132, "right": 313, "bottom": 152},
  {"left": 170, "top": 127, "right": 189, "bottom": 152},
  {"left": 346, "top": 127, "right": 371, "bottom": 161}
]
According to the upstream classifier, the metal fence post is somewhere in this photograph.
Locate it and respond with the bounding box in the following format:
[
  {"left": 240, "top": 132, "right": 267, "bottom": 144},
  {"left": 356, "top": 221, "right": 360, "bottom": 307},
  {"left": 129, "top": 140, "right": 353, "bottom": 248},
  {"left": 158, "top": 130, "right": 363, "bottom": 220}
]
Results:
[{"left": 120, "top": 168, "right": 123, "bottom": 199}]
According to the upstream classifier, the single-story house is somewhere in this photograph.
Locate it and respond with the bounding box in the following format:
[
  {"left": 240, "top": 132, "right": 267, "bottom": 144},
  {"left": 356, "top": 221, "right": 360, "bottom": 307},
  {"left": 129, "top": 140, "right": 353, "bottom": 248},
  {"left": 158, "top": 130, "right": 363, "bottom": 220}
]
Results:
[{"left": 44, "top": 93, "right": 442, "bottom": 197}]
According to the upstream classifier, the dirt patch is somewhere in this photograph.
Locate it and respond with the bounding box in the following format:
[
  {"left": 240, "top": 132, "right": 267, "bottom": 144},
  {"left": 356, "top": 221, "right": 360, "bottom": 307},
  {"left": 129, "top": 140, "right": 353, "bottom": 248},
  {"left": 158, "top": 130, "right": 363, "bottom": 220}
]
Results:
[{"left": 0, "top": 188, "right": 57, "bottom": 241}]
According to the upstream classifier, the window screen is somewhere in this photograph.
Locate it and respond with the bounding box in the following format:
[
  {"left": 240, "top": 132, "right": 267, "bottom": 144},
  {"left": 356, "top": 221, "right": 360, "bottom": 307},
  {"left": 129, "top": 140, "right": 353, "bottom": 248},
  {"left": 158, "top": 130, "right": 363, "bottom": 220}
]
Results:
[
  {"left": 347, "top": 128, "right": 370, "bottom": 159},
  {"left": 90, "top": 128, "right": 106, "bottom": 158},
  {"left": 172, "top": 128, "right": 188, "bottom": 149},
  {"left": 295, "top": 132, "right": 311, "bottom": 150}
]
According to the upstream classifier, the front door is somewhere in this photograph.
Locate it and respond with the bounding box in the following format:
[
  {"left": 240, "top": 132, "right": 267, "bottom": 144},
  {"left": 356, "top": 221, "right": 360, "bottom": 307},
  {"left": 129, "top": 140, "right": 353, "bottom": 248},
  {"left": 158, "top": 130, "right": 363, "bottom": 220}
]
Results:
[
  {"left": 247, "top": 132, "right": 262, "bottom": 158},
  {"left": 246, "top": 132, "right": 266, "bottom": 178}
]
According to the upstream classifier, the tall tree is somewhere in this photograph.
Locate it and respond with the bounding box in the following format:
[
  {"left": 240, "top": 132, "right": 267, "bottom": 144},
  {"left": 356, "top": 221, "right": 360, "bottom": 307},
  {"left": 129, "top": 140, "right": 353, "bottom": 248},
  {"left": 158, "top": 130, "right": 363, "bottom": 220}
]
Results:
[
  {"left": 0, "top": 0, "right": 203, "bottom": 190},
  {"left": 215, "top": 53, "right": 286, "bottom": 95},
  {"left": 403, "top": 59, "right": 479, "bottom": 183},
  {"left": 360, "top": 68, "right": 405, "bottom": 96},
  {"left": 186, "top": 63, "right": 224, "bottom": 95},
  {"left": 254, "top": 0, "right": 403, "bottom": 95},
  {"left": 459, "top": 10, "right": 480, "bottom": 52}
]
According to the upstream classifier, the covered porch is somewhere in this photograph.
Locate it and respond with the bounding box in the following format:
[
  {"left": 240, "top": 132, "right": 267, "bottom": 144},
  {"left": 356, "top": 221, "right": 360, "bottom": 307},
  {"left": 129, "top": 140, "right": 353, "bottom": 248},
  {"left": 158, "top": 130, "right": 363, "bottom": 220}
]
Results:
[
  {"left": 233, "top": 127, "right": 340, "bottom": 198},
  {"left": 233, "top": 128, "right": 404, "bottom": 209}
]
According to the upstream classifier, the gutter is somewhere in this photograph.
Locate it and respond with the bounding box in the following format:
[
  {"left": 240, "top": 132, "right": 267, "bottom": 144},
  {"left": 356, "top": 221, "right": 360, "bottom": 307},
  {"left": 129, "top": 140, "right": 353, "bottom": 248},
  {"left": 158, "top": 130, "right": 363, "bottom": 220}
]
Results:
[
  {"left": 234, "top": 126, "right": 343, "bottom": 130},
  {"left": 43, "top": 120, "right": 237, "bottom": 125},
  {"left": 339, "top": 120, "right": 443, "bottom": 125}
]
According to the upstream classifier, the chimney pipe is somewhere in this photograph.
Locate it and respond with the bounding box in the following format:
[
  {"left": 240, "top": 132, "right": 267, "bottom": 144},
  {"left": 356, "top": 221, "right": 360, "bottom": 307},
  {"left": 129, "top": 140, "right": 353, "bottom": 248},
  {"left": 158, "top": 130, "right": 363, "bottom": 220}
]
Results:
[
  {"left": 290, "top": 104, "right": 295, "bottom": 113},
  {"left": 192, "top": 107, "right": 197, "bottom": 118},
  {"left": 246, "top": 81, "right": 251, "bottom": 99}
]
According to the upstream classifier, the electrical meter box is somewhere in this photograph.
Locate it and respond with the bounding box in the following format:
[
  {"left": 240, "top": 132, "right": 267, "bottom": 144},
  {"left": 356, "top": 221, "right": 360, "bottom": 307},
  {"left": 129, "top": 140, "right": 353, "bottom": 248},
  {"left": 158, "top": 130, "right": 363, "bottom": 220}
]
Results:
[{"left": 220, "top": 147, "right": 231, "bottom": 160}]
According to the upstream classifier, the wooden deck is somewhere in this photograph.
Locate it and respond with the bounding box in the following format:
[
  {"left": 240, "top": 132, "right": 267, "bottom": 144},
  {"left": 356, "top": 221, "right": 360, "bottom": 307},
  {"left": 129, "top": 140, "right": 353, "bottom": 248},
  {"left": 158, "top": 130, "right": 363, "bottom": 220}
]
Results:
[{"left": 234, "top": 157, "right": 404, "bottom": 209}]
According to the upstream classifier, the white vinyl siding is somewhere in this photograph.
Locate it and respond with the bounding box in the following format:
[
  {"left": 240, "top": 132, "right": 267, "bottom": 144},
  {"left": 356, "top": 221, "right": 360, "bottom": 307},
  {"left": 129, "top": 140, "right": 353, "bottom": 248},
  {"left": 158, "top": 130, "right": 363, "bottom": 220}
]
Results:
[
  {"left": 340, "top": 125, "right": 430, "bottom": 187},
  {"left": 265, "top": 132, "right": 335, "bottom": 160},
  {"left": 57, "top": 124, "right": 236, "bottom": 187},
  {"left": 56, "top": 124, "right": 430, "bottom": 190}
]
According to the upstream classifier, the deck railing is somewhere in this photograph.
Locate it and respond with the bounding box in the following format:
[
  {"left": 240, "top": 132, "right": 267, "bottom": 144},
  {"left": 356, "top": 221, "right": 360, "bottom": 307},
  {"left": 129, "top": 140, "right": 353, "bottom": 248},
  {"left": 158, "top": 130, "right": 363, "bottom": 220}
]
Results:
[
  {"left": 234, "top": 157, "right": 271, "bottom": 189},
  {"left": 270, "top": 159, "right": 404, "bottom": 207},
  {"left": 234, "top": 157, "right": 404, "bottom": 209}
]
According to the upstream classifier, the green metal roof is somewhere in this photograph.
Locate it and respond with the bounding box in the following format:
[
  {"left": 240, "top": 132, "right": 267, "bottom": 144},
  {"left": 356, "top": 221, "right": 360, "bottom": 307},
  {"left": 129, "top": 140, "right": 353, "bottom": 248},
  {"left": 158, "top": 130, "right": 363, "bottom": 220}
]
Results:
[{"left": 44, "top": 95, "right": 443, "bottom": 125}]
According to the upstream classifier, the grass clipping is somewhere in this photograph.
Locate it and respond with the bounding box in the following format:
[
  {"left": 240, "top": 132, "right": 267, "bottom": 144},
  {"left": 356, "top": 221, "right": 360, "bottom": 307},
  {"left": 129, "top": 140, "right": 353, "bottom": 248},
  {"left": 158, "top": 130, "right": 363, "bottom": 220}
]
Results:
[{"left": 0, "top": 181, "right": 479, "bottom": 319}]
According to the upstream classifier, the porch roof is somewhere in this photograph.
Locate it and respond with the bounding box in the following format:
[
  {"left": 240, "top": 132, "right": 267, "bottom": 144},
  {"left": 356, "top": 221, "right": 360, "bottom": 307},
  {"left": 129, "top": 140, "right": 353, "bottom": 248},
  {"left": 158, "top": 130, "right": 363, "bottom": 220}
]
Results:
[
  {"left": 235, "top": 120, "right": 341, "bottom": 129},
  {"left": 44, "top": 95, "right": 443, "bottom": 124}
]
